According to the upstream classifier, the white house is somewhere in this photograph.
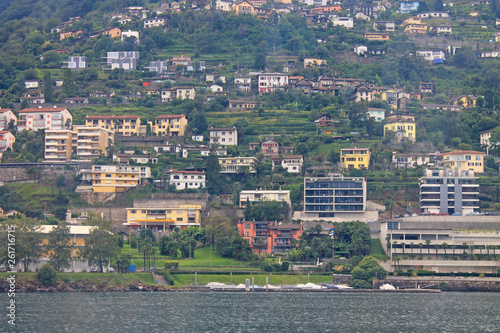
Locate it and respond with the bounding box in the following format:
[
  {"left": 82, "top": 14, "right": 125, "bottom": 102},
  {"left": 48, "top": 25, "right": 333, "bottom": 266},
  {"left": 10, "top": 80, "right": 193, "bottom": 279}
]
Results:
[
  {"left": 258, "top": 73, "right": 289, "bottom": 93},
  {"left": 209, "top": 127, "right": 238, "bottom": 146},
  {"left": 144, "top": 18, "right": 166, "bottom": 28},
  {"left": 166, "top": 170, "right": 206, "bottom": 190}
]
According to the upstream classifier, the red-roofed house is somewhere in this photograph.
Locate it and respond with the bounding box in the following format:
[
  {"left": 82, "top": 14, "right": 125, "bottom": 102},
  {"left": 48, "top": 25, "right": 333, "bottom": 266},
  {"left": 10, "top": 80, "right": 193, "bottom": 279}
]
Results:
[
  {"left": 18, "top": 107, "right": 72, "bottom": 131},
  {"left": 85, "top": 115, "right": 143, "bottom": 136},
  {"left": 238, "top": 221, "right": 303, "bottom": 254},
  {"left": 441, "top": 150, "right": 484, "bottom": 173}
]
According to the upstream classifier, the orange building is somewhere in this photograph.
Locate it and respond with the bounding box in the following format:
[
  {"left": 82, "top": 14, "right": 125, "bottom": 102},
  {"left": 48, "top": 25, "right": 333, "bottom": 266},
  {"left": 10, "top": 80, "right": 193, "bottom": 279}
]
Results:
[{"left": 238, "top": 221, "right": 303, "bottom": 254}]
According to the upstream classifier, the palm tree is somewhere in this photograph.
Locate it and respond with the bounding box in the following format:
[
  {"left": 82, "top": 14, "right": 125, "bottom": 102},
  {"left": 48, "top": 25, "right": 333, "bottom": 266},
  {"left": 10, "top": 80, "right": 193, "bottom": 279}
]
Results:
[
  {"left": 419, "top": 243, "right": 423, "bottom": 256},
  {"left": 462, "top": 242, "right": 468, "bottom": 257},
  {"left": 425, "top": 239, "right": 431, "bottom": 256},
  {"left": 401, "top": 242, "right": 406, "bottom": 257},
  {"left": 392, "top": 241, "right": 398, "bottom": 259},
  {"left": 442, "top": 243, "right": 448, "bottom": 260}
]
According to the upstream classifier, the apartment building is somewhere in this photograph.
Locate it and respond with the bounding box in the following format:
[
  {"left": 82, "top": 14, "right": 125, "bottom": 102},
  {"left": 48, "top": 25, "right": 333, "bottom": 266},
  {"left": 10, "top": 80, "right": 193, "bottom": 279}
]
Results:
[
  {"left": 441, "top": 150, "right": 484, "bottom": 173},
  {"left": 74, "top": 126, "right": 114, "bottom": 159},
  {"left": 340, "top": 148, "right": 371, "bottom": 170},
  {"left": 44, "top": 129, "right": 75, "bottom": 161},
  {"left": 419, "top": 168, "right": 479, "bottom": 215},
  {"left": 275, "top": 155, "right": 304, "bottom": 173},
  {"left": 239, "top": 189, "right": 291, "bottom": 208},
  {"left": 91, "top": 165, "right": 151, "bottom": 193},
  {"left": 0, "top": 109, "right": 17, "bottom": 130},
  {"left": 152, "top": 114, "right": 187, "bottom": 136},
  {"left": 18, "top": 107, "right": 73, "bottom": 131},
  {"left": 124, "top": 196, "right": 205, "bottom": 232},
  {"left": 258, "top": 73, "right": 290, "bottom": 93},
  {"left": 143, "top": 18, "right": 166, "bottom": 28},
  {"left": 85, "top": 115, "right": 143, "bottom": 136},
  {"left": 209, "top": 127, "right": 238, "bottom": 146},
  {"left": 392, "top": 152, "right": 432, "bottom": 168},
  {"left": 218, "top": 156, "right": 257, "bottom": 173},
  {"left": 65, "top": 56, "right": 86, "bottom": 70},
  {"left": 160, "top": 87, "right": 196, "bottom": 102},
  {"left": 105, "top": 51, "right": 139, "bottom": 71},
  {"left": 303, "top": 176, "right": 367, "bottom": 219},
  {"left": 238, "top": 221, "right": 303, "bottom": 254}
]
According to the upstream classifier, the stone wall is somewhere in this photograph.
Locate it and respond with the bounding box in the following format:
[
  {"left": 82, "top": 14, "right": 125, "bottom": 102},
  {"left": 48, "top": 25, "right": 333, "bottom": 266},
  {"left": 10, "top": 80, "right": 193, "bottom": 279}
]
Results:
[{"left": 374, "top": 276, "right": 500, "bottom": 291}]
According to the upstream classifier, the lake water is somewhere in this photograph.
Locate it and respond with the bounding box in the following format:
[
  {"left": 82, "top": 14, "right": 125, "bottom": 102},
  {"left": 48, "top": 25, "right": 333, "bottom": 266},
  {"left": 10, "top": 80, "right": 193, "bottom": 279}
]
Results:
[{"left": 2, "top": 292, "right": 500, "bottom": 332}]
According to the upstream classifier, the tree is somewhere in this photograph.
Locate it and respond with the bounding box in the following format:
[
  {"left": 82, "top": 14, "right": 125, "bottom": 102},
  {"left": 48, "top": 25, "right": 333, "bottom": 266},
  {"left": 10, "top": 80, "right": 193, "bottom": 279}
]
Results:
[
  {"left": 37, "top": 263, "right": 57, "bottom": 286},
  {"left": 244, "top": 200, "right": 290, "bottom": 222},
  {"left": 350, "top": 256, "right": 387, "bottom": 289},
  {"left": 47, "top": 223, "right": 73, "bottom": 272},
  {"left": 44, "top": 71, "right": 54, "bottom": 103},
  {"left": 0, "top": 217, "right": 45, "bottom": 272},
  {"left": 254, "top": 53, "right": 267, "bottom": 70},
  {"left": 80, "top": 227, "right": 119, "bottom": 273}
]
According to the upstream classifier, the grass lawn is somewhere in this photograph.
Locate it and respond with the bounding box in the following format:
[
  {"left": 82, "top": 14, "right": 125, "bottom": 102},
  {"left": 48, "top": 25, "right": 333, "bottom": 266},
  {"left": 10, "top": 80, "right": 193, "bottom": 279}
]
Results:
[
  {"left": 171, "top": 274, "right": 333, "bottom": 286},
  {"left": 123, "top": 246, "right": 253, "bottom": 269},
  {"left": 0, "top": 272, "right": 157, "bottom": 286},
  {"left": 370, "top": 238, "right": 389, "bottom": 261}
]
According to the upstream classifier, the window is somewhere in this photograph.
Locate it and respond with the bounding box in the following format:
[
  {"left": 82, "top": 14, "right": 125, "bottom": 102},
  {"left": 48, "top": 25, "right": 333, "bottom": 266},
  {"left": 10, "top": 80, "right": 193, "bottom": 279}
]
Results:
[
  {"left": 177, "top": 217, "right": 183, "bottom": 221},
  {"left": 387, "top": 222, "right": 399, "bottom": 230},
  {"left": 131, "top": 210, "right": 136, "bottom": 214}
]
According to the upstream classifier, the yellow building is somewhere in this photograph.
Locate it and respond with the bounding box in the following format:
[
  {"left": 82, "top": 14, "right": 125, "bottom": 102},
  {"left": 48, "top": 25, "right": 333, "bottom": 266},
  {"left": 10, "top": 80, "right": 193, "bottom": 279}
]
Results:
[
  {"left": 125, "top": 204, "right": 203, "bottom": 232},
  {"left": 234, "top": 1, "right": 256, "bottom": 15},
  {"left": 383, "top": 114, "right": 416, "bottom": 142},
  {"left": 364, "top": 32, "right": 389, "bottom": 41},
  {"left": 91, "top": 165, "right": 151, "bottom": 193},
  {"left": 152, "top": 114, "right": 188, "bottom": 136},
  {"left": 340, "top": 148, "right": 371, "bottom": 170},
  {"left": 85, "top": 115, "right": 145, "bottom": 136},
  {"left": 404, "top": 23, "right": 427, "bottom": 34},
  {"left": 441, "top": 150, "right": 484, "bottom": 173},
  {"left": 218, "top": 156, "right": 257, "bottom": 173},
  {"left": 402, "top": 17, "right": 422, "bottom": 26},
  {"left": 450, "top": 95, "right": 478, "bottom": 108},
  {"left": 44, "top": 129, "right": 75, "bottom": 161}
]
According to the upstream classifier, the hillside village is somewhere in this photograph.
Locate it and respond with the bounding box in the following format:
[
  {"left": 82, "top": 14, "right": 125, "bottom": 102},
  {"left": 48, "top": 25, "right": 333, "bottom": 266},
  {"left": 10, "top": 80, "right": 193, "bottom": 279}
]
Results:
[{"left": 0, "top": 0, "right": 500, "bottom": 276}]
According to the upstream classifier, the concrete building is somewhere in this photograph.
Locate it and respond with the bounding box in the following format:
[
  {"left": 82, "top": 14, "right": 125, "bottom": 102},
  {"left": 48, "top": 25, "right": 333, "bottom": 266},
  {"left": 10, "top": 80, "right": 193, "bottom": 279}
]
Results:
[
  {"left": 300, "top": 176, "right": 379, "bottom": 222},
  {"left": 44, "top": 129, "right": 75, "bottom": 161},
  {"left": 392, "top": 152, "right": 432, "bottom": 168},
  {"left": 238, "top": 221, "right": 303, "bottom": 254},
  {"left": 276, "top": 155, "right": 304, "bottom": 173},
  {"left": 378, "top": 216, "right": 500, "bottom": 273},
  {"left": 160, "top": 87, "right": 196, "bottom": 102},
  {"left": 65, "top": 56, "right": 86, "bottom": 70},
  {"left": 419, "top": 168, "right": 479, "bottom": 215},
  {"left": 441, "top": 150, "right": 484, "bottom": 173},
  {"left": 152, "top": 114, "right": 187, "bottom": 136},
  {"left": 91, "top": 165, "right": 151, "bottom": 193},
  {"left": 166, "top": 170, "right": 206, "bottom": 190},
  {"left": 258, "top": 73, "right": 289, "bottom": 93},
  {"left": 124, "top": 194, "right": 208, "bottom": 233},
  {"left": 85, "top": 115, "right": 144, "bottom": 136},
  {"left": 105, "top": 51, "right": 139, "bottom": 71},
  {"left": 18, "top": 107, "right": 72, "bottom": 132},
  {"left": 367, "top": 108, "right": 385, "bottom": 121},
  {"left": 74, "top": 126, "right": 114, "bottom": 160},
  {"left": 218, "top": 156, "right": 257, "bottom": 173},
  {"left": 480, "top": 129, "right": 494, "bottom": 155},
  {"left": 143, "top": 18, "right": 166, "bottom": 28},
  {"left": 340, "top": 148, "right": 371, "bottom": 170},
  {"left": 233, "top": 76, "right": 252, "bottom": 92},
  {"left": 209, "top": 127, "right": 238, "bottom": 146},
  {"left": 0, "top": 109, "right": 17, "bottom": 130},
  {"left": 239, "top": 189, "right": 291, "bottom": 208}
]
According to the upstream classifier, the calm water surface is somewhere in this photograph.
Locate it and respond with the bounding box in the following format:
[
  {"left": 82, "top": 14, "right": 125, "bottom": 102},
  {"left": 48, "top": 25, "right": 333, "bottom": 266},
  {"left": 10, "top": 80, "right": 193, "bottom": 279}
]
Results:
[{"left": 1, "top": 292, "right": 500, "bottom": 332}]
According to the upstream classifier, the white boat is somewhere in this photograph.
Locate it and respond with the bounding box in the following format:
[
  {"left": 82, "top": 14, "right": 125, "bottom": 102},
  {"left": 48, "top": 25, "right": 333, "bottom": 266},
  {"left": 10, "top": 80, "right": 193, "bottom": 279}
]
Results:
[
  {"left": 335, "top": 284, "right": 353, "bottom": 289},
  {"left": 380, "top": 283, "right": 396, "bottom": 290}
]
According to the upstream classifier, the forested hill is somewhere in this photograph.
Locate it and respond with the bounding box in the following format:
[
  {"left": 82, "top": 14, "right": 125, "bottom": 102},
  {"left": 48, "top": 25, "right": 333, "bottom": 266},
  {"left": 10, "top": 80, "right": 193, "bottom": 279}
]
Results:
[{"left": 0, "top": 0, "right": 140, "bottom": 24}]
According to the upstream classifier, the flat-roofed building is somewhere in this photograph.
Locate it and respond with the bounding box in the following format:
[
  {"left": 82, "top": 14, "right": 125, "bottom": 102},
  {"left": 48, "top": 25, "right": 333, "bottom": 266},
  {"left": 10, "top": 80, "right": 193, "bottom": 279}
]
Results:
[
  {"left": 379, "top": 216, "right": 500, "bottom": 273},
  {"left": 303, "top": 176, "right": 367, "bottom": 219},
  {"left": 419, "top": 168, "right": 479, "bottom": 215},
  {"left": 340, "top": 148, "right": 371, "bottom": 170},
  {"left": 124, "top": 194, "right": 208, "bottom": 233},
  {"left": 209, "top": 127, "right": 238, "bottom": 146},
  {"left": 258, "top": 73, "right": 289, "bottom": 94},
  {"left": 44, "top": 129, "right": 75, "bottom": 161},
  {"left": 218, "top": 156, "right": 257, "bottom": 173},
  {"left": 392, "top": 152, "right": 432, "bottom": 168},
  {"left": 74, "top": 126, "right": 114, "bottom": 160},
  {"left": 91, "top": 165, "right": 151, "bottom": 193},
  {"left": 239, "top": 189, "right": 291, "bottom": 208}
]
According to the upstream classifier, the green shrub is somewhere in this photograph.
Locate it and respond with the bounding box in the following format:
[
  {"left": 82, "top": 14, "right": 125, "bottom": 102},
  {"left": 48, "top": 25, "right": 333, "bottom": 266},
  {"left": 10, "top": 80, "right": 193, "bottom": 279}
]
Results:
[
  {"left": 37, "top": 264, "right": 57, "bottom": 286},
  {"left": 281, "top": 261, "right": 290, "bottom": 271},
  {"left": 165, "top": 262, "right": 179, "bottom": 270}
]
